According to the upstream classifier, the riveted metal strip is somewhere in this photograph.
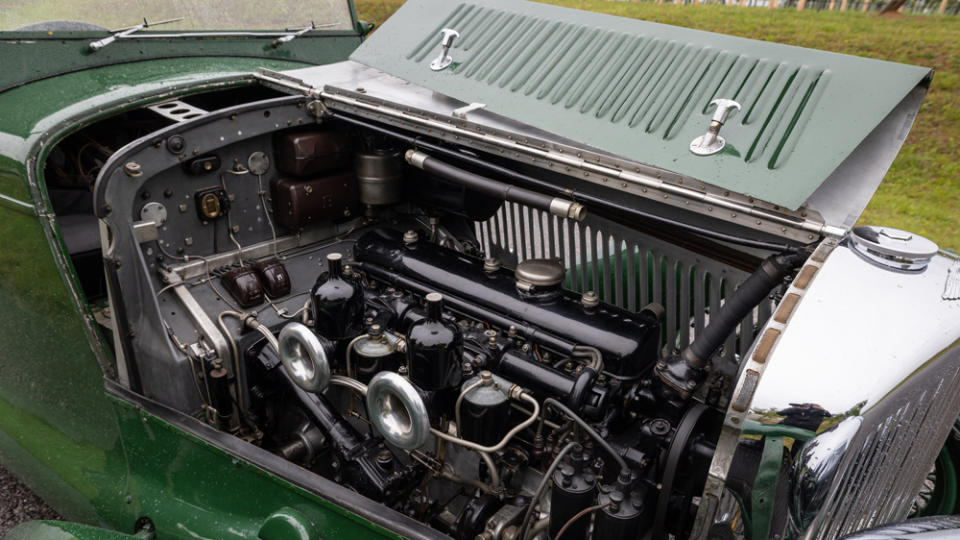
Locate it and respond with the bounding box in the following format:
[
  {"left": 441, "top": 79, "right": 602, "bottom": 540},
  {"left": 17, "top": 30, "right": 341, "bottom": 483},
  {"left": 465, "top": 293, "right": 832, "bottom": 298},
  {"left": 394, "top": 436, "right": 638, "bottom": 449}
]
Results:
[
  {"left": 691, "top": 238, "right": 838, "bottom": 539},
  {"left": 319, "top": 86, "right": 840, "bottom": 244}
]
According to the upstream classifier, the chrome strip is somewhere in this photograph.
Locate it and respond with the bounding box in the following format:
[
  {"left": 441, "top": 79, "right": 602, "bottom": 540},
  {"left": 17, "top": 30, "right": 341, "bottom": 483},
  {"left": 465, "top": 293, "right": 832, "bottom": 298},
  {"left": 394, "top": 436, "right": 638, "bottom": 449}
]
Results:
[{"left": 0, "top": 192, "right": 35, "bottom": 212}]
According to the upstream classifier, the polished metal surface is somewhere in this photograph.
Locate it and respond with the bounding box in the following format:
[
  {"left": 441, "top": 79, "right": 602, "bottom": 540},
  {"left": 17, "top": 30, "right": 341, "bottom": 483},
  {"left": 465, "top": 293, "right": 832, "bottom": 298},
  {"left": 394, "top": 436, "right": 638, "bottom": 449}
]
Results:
[
  {"left": 849, "top": 225, "right": 938, "bottom": 272},
  {"left": 514, "top": 258, "right": 565, "bottom": 288},
  {"left": 366, "top": 371, "right": 430, "bottom": 450},
  {"left": 279, "top": 322, "right": 331, "bottom": 393},
  {"left": 355, "top": 150, "right": 404, "bottom": 206},
  {"left": 547, "top": 198, "right": 586, "bottom": 221},
  {"left": 696, "top": 242, "right": 960, "bottom": 540},
  {"left": 791, "top": 417, "right": 863, "bottom": 532},
  {"left": 247, "top": 151, "right": 270, "bottom": 175},
  {"left": 429, "top": 28, "right": 459, "bottom": 71},
  {"left": 690, "top": 99, "right": 741, "bottom": 156},
  {"left": 146, "top": 99, "right": 208, "bottom": 123}
]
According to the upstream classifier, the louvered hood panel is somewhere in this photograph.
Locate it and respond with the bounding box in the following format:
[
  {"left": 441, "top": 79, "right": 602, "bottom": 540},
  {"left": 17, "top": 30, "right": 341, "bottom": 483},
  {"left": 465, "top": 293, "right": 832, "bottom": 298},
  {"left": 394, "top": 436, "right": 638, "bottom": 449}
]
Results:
[{"left": 350, "top": 0, "right": 931, "bottom": 215}]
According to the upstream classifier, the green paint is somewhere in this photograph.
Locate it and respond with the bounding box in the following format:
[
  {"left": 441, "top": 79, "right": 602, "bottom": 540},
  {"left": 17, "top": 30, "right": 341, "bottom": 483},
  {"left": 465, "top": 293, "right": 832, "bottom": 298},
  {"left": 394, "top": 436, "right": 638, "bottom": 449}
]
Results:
[
  {"left": 752, "top": 435, "right": 784, "bottom": 540},
  {"left": 743, "top": 419, "right": 816, "bottom": 442},
  {"left": 6, "top": 520, "right": 143, "bottom": 540},
  {"left": 0, "top": 15, "right": 401, "bottom": 537},
  {"left": 0, "top": 57, "right": 305, "bottom": 139},
  {"left": 351, "top": 0, "right": 929, "bottom": 211},
  {"left": 109, "top": 399, "right": 398, "bottom": 539}
]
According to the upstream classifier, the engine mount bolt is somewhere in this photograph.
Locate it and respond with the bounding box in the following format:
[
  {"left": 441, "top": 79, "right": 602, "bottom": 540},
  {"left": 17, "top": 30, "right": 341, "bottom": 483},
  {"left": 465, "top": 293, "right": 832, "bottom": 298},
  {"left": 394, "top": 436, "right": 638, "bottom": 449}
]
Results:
[
  {"left": 581, "top": 290, "right": 600, "bottom": 309},
  {"left": 403, "top": 230, "right": 419, "bottom": 244},
  {"left": 483, "top": 257, "right": 501, "bottom": 273},
  {"left": 508, "top": 325, "right": 518, "bottom": 336}
]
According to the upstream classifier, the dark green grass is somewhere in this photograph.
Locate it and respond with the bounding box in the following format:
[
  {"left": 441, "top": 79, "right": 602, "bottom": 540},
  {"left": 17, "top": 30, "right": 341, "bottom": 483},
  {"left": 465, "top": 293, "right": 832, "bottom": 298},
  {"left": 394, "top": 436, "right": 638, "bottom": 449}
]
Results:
[{"left": 356, "top": 0, "right": 960, "bottom": 248}]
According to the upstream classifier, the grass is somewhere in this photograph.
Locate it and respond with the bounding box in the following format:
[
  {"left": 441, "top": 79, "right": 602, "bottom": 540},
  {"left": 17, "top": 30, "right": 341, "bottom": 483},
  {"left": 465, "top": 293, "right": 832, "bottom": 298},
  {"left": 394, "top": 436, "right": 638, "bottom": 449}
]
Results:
[{"left": 355, "top": 0, "right": 960, "bottom": 248}]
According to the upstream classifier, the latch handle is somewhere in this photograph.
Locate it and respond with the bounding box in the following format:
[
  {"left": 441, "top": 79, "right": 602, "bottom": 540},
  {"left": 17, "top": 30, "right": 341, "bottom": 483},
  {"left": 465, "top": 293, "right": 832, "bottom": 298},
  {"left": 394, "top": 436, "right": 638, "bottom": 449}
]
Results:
[
  {"left": 690, "top": 99, "right": 741, "bottom": 156},
  {"left": 430, "top": 28, "right": 460, "bottom": 71}
]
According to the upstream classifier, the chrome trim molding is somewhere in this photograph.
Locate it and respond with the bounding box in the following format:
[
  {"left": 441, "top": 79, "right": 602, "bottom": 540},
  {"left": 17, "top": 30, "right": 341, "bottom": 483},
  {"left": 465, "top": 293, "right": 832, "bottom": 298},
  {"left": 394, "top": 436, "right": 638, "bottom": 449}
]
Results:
[{"left": 695, "top": 240, "right": 960, "bottom": 539}]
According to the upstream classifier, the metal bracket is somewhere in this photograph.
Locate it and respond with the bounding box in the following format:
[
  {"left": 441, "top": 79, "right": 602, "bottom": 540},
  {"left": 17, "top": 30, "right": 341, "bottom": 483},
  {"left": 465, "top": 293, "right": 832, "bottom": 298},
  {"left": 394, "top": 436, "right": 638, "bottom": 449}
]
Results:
[
  {"left": 306, "top": 99, "right": 329, "bottom": 120},
  {"left": 430, "top": 28, "right": 460, "bottom": 71},
  {"left": 160, "top": 269, "right": 231, "bottom": 367},
  {"left": 690, "top": 99, "right": 741, "bottom": 156},
  {"left": 452, "top": 102, "right": 486, "bottom": 119},
  {"left": 147, "top": 100, "right": 208, "bottom": 123},
  {"left": 132, "top": 220, "right": 158, "bottom": 244}
]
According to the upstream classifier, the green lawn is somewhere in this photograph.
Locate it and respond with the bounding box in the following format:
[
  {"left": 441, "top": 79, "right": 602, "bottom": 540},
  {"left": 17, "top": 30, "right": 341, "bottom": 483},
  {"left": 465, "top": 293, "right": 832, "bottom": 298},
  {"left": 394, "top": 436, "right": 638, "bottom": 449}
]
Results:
[{"left": 356, "top": 0, "right": 960, "bottom": 249}]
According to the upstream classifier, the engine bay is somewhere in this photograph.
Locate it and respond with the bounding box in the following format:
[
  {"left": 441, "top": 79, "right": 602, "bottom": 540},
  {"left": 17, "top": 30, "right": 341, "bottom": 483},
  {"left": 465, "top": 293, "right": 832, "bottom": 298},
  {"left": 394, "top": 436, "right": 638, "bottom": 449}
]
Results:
[{"left": 50, "top": 87, "right": 813, "bottom": 540}]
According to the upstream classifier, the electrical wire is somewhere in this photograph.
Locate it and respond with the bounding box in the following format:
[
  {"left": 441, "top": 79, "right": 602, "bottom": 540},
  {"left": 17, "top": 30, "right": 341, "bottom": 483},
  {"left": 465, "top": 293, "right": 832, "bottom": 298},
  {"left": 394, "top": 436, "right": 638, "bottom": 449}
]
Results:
[
  {"left": 257, "top": 172, "right": 279, "bottom": 259},
  {"left": 554, "top": 503, "right": 607, "bottom": 540},
  {"left": 518, "top": 441, "right": 580, "bottom": 540},
  {"left": 542, "top": 397, "right": 629, "bottom": 473}
]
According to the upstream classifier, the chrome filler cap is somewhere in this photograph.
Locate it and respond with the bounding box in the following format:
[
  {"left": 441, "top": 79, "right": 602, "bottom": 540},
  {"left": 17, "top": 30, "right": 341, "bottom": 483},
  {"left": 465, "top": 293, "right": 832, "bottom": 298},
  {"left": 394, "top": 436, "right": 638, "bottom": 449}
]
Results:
[
  {"left": 515, "top": 258, "right": 565, "bottom": 288},
  {"left": 849, "top": 225, "right": 938, "bottom": 272}
]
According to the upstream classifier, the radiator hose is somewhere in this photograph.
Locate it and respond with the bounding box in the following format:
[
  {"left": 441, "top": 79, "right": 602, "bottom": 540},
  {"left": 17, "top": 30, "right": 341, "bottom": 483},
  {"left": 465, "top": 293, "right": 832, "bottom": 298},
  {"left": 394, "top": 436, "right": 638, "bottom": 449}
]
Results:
[{"left": 656, "top": 249, "right": 809, "bottom": 399}]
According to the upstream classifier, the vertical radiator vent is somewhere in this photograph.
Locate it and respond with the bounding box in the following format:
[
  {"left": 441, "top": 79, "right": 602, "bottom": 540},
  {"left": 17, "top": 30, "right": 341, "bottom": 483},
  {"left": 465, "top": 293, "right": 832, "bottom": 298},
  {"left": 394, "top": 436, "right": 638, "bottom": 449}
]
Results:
[{"left": 474, "top": 202, "right": 772, "bottom": 360}]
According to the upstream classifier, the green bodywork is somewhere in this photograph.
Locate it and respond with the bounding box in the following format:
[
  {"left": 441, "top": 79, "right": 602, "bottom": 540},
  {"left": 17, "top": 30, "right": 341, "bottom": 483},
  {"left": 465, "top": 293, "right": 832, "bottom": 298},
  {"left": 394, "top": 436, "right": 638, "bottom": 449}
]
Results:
[
  {"left": 351, "top": 0, "right": 932, "bottom": 211},
  {"left": 0, "top": 12, "right": 400, "bottom": 539}
]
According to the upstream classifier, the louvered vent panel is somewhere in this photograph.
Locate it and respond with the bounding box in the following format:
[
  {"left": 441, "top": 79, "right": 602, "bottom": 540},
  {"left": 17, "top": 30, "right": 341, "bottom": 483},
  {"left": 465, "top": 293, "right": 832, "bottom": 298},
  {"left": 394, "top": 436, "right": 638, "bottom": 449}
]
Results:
[
  {"left": 407, "top": 3, "right": 827, "bottom": 169},
  {"left": 474, "top": 202, "right": 770, "bottom": 360},
  {"left": 808, "top": 360, "right": 960, "bottom": 539}
]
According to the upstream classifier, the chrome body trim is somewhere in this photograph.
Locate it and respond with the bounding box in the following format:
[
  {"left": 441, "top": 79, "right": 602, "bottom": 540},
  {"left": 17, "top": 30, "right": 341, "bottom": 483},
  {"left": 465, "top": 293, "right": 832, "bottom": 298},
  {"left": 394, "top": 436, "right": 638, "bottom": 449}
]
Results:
[{"left": 696, "top": 241, "right": 960, "bottom": 540}]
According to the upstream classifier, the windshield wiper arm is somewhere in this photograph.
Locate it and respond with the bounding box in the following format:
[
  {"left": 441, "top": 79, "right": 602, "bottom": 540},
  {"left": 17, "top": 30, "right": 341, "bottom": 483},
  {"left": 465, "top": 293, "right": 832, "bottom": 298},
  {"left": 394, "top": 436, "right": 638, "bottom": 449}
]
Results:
[
  {"left": 272, "top": 22, "right": 338, "bottom": 47},
  {"left": 89, "top": 17, "right": 184, "bottom": 52}
]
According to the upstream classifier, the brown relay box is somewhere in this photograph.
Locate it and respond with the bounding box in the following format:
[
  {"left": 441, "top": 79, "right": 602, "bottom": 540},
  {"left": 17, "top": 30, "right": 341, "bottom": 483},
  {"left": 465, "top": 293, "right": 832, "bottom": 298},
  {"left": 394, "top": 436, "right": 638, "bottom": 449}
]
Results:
[
  {"left": 274, "top": 130, "right": 352, "bottom": 177},
  {"left": 270, "top": 172, "right": 360, "bottom": 230}
]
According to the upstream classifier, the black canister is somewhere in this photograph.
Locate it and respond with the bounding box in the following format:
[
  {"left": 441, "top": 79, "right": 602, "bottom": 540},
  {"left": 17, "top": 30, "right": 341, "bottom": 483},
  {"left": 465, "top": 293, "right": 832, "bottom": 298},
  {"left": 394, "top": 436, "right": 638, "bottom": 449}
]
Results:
[
  {"left": 594, "top": 485, "right": 648, "bottom": 540},
  {"left": 549, "top": 445, "right": 599, "bottom": 540},
  {"left": 460, "top": 371, "right": 511, "bottom": 446},
  {"left": 311, "top": 253, "right": 364, "bottom": 343},
  {"left": 406, "top": 292, "right": 463, "bottom": 391}
]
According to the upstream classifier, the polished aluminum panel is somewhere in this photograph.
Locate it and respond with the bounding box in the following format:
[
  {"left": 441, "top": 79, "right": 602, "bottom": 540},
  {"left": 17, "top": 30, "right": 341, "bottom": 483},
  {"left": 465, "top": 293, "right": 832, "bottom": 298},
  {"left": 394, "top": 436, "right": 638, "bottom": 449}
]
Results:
[{"left": 707, "top": 244, "right": 960, "bottom": 540}]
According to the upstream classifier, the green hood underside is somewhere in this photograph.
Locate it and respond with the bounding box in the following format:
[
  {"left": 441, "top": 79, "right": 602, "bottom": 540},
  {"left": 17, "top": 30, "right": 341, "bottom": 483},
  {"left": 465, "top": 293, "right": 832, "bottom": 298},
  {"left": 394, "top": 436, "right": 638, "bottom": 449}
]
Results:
[{"left": 350, "top": 0, "right": 931, "bottom": 214}]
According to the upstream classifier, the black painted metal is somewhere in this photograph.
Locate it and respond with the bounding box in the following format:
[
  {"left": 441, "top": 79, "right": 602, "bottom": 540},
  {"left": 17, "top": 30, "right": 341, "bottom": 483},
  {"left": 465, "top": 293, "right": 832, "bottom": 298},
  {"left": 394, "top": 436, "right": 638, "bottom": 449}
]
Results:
[{"left": 353, "top": 229, "right": 660, "bottom": 377}]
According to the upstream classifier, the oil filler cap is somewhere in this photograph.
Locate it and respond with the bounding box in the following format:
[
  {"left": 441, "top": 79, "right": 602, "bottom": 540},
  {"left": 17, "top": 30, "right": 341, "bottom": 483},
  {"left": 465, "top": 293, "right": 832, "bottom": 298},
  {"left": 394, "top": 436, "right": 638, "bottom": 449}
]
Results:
[
  {"left": 849, "top": 226, "right": 938, "bottom": 272},
  {"left": 515, "top": 258, "right": 565, "bottom": 290}
]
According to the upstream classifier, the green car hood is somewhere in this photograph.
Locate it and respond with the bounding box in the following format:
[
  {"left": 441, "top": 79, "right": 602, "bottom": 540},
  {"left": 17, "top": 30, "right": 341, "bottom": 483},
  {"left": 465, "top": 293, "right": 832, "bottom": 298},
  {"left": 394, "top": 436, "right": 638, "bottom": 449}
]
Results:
[{"left": 349, "top": 0, "right": 931, "bottom": 228}]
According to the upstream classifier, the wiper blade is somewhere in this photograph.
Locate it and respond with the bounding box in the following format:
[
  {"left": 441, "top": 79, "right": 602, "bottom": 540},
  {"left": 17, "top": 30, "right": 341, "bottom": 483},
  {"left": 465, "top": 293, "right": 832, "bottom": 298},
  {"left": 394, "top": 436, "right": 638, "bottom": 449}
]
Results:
[
  {"left": 89, "top": 19, "right": 338, "bottom": 51},
  {"left": 272, "top": 22, "right": 339, "bottom": 47},
  {"left": 89, "top": 16, "right": 184, "bottom": 51}
]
